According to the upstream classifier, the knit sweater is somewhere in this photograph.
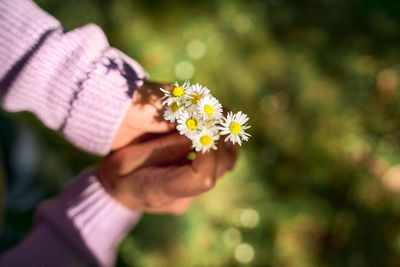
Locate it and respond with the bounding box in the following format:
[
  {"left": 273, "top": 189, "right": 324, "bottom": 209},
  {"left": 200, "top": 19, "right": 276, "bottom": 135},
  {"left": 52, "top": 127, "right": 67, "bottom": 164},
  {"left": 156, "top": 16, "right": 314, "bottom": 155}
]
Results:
[{"left": 0, "top": 0, "right": 146, "bottom": 266}]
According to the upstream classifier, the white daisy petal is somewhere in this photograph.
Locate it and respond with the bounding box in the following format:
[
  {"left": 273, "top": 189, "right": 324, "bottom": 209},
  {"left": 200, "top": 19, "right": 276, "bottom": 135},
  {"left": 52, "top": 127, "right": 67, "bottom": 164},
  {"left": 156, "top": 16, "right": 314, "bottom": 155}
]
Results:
[
  {"left": 219, "top": 111, "right": 250, "bottom": 146},
  {"left": 176, "top": 111, "right": 202, "bottom": 138},
  {"left": 182, "top": 83, "right": 211, "bottom": 111},
  {"left": 192, "top": 127, "right": 220, "bottom": 153},
  {"left": 163, "top": 101, "right": 184, "bottom": 122},
  {"left": 160, "top": 81, "right": 191, "bottom": 106},
  {"left": 197, "top": 95, "right": 223, "bottom": 121},
  {"left": 160, "top": 81, "right": 251, "bottom": 148}
]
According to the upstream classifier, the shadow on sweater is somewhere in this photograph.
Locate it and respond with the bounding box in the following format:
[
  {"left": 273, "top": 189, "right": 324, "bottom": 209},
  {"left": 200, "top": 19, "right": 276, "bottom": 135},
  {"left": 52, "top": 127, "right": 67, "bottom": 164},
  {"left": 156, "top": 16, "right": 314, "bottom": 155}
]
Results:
[{"left": 0, "top": 28, "right": 59, "bottom": 98}]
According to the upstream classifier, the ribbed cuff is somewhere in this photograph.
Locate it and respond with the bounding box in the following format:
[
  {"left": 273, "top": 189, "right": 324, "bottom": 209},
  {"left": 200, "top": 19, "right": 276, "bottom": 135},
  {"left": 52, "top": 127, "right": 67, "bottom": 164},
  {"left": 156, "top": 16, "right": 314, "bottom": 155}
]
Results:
[
  {"left": 36, "top": 169, "right": 142, "bottom": 266},
  {"left": 61, "top": 47, "right": 147, "bottom": 155}
]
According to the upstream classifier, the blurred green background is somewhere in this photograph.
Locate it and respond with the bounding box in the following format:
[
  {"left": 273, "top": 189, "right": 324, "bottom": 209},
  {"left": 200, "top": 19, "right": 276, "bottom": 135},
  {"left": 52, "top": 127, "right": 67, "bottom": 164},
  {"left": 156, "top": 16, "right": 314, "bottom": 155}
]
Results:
[{"left": 2, "top": 0, "right": 400, "bottom": 266}]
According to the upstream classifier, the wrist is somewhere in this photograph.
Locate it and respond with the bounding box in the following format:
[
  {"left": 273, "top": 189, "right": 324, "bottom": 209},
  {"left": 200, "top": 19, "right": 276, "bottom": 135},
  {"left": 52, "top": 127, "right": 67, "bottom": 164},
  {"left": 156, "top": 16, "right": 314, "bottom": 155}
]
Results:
[{"left": 37, "top": 169, "right": 142, "bottom": 266}]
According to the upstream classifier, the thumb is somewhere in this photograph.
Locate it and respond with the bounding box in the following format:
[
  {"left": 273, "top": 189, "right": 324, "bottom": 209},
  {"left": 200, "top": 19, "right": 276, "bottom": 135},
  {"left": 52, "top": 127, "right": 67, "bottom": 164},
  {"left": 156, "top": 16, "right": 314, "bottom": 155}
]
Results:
[
  {"left": 110, "top": 131, "right": 193, "bottom": 176},
  {"left": 127, "top": 82, "right": 175, "bottom": 133}
]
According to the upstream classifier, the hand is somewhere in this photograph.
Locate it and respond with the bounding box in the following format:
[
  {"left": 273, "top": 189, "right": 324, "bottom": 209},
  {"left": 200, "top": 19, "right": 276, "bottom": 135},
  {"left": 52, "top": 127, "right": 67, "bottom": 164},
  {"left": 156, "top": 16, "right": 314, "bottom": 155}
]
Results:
[
  {"left": 97, "top": 131, "right": 238, "bottom": 215},
  {"left": 111, "top": 81, "right": 174, "bottom": 151}
]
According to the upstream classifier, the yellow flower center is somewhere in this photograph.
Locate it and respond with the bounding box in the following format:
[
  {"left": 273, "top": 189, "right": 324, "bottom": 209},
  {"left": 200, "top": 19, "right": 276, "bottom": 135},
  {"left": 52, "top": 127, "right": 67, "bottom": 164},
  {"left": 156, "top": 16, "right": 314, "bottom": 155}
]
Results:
[
  {"left": 229, "top": 122, "right": 242, "bottom": 135},
  {"left": 172, "top": 86, "right": 184, "bottom": 97},
  {"left": 191, "top": 94, "right": 202, "bottom": 104},
  {"left": 204, "top": 104, "right": 214, "bottom": 116},
  {"left": 200, "top": 135, "right": 212, "bottom": 146},
  {"left": 186, "top": 118, "right": 198, "bottom": 130},
  {"left": 170, "top": 102, "right": 180, "bottom": 112}
]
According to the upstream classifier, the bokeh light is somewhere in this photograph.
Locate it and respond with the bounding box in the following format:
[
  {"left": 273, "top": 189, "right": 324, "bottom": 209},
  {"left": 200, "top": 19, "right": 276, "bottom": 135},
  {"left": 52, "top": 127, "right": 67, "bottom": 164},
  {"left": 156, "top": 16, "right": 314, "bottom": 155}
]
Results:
[
  {"left": 234, "top": 243, "right": 255, "bottom": 264},
  {"left": 223, "top": 227, "right": 242, "bottom": 247},
  {"left": 239, "top": 208, "right": 259, "bottom": 229},
  {"left": 175, "top": 60, "right": 195, "bottom": 80},
  {"left": 3, "top": 0, "right": 400, "bottom": 266},
  {"left": 186, "top": 39, "right": 206, "bottom": 60}
]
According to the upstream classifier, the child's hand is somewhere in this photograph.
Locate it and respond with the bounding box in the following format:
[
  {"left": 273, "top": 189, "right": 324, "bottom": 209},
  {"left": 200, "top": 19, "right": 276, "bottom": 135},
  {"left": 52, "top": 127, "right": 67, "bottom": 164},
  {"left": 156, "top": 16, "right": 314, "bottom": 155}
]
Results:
[
  {"left": 111, "top": 81, "right": 175, "bottom": 151},
  {"left": 97, "top": 131, "right": 237, "bottom": 214}
]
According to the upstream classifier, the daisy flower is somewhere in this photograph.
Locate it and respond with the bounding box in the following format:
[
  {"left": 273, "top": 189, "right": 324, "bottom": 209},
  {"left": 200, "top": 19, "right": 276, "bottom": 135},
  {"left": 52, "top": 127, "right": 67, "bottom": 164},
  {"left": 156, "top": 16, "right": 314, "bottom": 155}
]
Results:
[
  {"left": 160, "top": 81, "right": 251, "bottom": 150},
  {"left": 177, "top": 111, "right": 202, "bottom": 138},
  {"left": 197, "top": 95, "right": 223, "bottom": 121},
  {"left": 160, "top": 81, "right": 190, "bottom": 106},
  {"left": 183, "top": 83, "right": 211, "bottom": 109},
  {"left": 219, "top": 111, "right": 251, "bottom": 146},
  {"left": 163, "top": 101, "right": 184, "bottom": 122},
  {"left": 192, "top": 127, "right": 220, "bottom": 153}
]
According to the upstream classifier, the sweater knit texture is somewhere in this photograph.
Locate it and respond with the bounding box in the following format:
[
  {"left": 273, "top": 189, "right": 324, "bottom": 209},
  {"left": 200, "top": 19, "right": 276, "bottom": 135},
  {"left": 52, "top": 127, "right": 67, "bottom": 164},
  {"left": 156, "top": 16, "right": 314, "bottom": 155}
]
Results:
[{"left": 0, "top": 0, "right": 145, "bottom": 266}]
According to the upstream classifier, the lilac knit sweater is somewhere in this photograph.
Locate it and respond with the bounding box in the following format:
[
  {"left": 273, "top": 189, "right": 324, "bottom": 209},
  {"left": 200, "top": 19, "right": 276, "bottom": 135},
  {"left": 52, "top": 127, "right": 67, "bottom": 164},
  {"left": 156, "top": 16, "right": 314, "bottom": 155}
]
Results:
[{"left": 0, "top": 0, "right": 147, "bottom": 266}]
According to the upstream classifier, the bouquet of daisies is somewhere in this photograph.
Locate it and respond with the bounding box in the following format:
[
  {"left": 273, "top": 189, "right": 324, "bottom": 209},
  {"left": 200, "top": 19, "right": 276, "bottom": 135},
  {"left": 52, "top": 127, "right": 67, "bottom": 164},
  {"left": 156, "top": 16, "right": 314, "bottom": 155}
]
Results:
[{"left": 160, "top": 82, "right": 251, "bottom": 153}]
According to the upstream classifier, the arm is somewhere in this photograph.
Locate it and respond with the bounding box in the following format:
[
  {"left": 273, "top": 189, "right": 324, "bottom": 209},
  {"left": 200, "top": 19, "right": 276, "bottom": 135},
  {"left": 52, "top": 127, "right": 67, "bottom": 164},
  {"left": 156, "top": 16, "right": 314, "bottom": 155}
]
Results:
[
  {"left": 0, "top": 132, "right": 237, "bottom": 267},
  {"left": 0, "top": 0, "right": 145, "bottom": 265},
  {"left": 0, "top": 1, "right": 237, "bottom": 266},
  {"left": 0, "top": 0, "right": 146, "bottom": 155},
  {"left": 0, "top": 169, "right": 141, "bottom": 267}
]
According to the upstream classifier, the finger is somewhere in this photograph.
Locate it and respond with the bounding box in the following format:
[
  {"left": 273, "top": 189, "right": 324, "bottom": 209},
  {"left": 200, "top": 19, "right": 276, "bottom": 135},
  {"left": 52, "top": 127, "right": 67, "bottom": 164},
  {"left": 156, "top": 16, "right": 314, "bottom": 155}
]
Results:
[
  {"left": 125, "top": 161, "right": 214, "bottom": 208},
  {"left": 147, "top": 151, "right": 218, "bottom": 198},
  {"left": 112, "top": 138, "right": 220, "bottom": 210},
  {"left": 108, "top": 131, "right": 193, "bottom": 175},
  {"left": 125, "top": 99, "right": 175, "bottom": 133},
  {"left": 127, "top": 82, "right": 174, "bottom": 133},
  {"left": 215, "top": 139, "right": 239, "bottom": 178},
  {"left": 142, "top": 196, "right": 197, "bottom": 215},
  {"left": 137, "top": 81, "right": 172, "bottom": 100},
  {"left": 192, "top": 149, "right": 218, "bottom": 179}
]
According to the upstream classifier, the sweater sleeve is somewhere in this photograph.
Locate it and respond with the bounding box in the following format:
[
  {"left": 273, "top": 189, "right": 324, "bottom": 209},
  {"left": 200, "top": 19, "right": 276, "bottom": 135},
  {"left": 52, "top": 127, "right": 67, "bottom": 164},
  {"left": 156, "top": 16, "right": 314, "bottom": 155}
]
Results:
[
  {"left": 0, "top": 0, "right": 146, "bottom": 265},
  {"left": 0, "top": 169, "right": 142, "bottom": 267},
  {"left": 0, "top": 0, "right": 147, "bottom": 155}
]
